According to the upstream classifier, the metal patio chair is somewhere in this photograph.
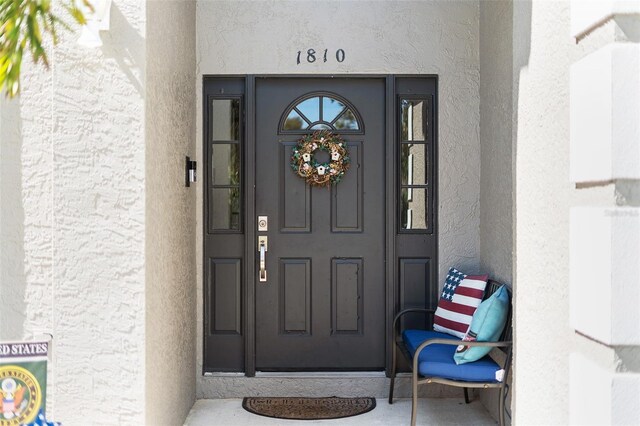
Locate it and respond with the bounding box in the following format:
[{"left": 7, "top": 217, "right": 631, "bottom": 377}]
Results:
[{"left": 388, "top": 280, "right": 512, "bottom": 426}]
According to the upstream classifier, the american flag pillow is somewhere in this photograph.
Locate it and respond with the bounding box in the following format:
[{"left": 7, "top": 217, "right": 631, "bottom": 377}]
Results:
[{"left": 433, "top": 269, "right": 488, "bottom": 338}]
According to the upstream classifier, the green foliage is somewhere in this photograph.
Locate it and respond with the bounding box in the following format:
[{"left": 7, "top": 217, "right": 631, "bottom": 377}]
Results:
[{"left": 0, "top": 0, "right": 92, "bottom": 98}]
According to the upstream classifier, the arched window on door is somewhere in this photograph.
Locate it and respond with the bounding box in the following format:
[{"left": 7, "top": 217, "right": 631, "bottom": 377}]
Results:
[{"left": 280, "top": 93, "right": 363, "bottom": 133}]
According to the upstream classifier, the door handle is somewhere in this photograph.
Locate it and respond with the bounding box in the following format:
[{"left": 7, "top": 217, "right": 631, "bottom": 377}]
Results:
[{"left": 258, "top": 236, "right": 268, "bottom": 282}]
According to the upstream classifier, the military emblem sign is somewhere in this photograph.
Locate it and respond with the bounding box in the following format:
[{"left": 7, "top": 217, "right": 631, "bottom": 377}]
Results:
[{"left": 0, "top": 342, "right": 49, "bottom": 426}]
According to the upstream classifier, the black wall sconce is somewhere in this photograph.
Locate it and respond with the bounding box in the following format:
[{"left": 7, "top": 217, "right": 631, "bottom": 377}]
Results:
[{"left": 186, "top": 156, "right": 197, "bottom": 187}]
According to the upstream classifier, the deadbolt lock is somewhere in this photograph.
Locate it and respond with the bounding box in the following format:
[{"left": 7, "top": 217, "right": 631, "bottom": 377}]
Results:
[{"left": 258, "top": 215, "right": 268, "bottom": 231}]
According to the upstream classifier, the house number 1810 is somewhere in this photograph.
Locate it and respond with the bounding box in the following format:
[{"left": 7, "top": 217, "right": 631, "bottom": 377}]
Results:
[{"left": 297, "top": 49, "right": 346, "bottom": 65}]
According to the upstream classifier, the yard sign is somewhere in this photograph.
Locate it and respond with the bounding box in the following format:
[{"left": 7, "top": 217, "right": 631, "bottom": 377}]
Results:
[{"left": 0, "top": 341, "right": 48, "bottom": 425}]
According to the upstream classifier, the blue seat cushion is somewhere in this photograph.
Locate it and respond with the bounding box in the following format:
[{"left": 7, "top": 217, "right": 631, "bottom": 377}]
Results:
[{"left": 402, "top": 329, "right": 501, "bottom": 383}]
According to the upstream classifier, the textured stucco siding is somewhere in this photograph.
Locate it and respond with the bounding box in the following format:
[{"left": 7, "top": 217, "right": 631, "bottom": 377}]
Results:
[
  {"left": 0, "top": 53, "right": 54, "bottom": 343},
  {"left": 195, "top": 0, "right": 481, "bottom": 397},
  {"left": 479, "top": 1, "right": 514, "bottom": 286},
  {"left": 567, "top": 1, "right": 640, "bottom": 424},
  {"left": 513, "top": 2, "right": 574, "bottom": 422},
  {"left": 145, "top": 1, "right": 197, "bottom": 425},
  {"left": 0, "top": 0, "right": 147, "bottom": 423},
  {"left": 512, "top": 1, "right": 615, "bottom": 423},
  {"left": 478, "top": 0, "right": 514, "bottom": 421}
]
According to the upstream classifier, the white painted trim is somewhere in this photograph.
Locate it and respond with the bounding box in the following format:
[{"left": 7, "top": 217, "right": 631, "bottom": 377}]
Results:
[{"left": 571, "top": 0, "right": 640, "bottom": 40}]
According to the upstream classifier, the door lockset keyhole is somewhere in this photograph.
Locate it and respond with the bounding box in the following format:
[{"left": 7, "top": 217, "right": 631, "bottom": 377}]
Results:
[{"left": 258, "top": 215, "right": 268, "bottom": 231}]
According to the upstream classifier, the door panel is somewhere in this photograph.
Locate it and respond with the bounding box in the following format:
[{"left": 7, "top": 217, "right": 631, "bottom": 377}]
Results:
[
  {"left": 255, "top": 78, "right": 386, "bottom": 370},
  {"left": 331, "top": 257, "right": 363, "bottom": 334},
  {"left": 280, "top": 258, "right": 312, "bottom": 334},
  {"left": 279, "top": 142, "right": 311, "bottom": 232},
  {"left": 210, "top": 258, "right": 242, "bottom": 334},
  {"left": 331, "top": 142, "right": 363, "bottom": 232}
]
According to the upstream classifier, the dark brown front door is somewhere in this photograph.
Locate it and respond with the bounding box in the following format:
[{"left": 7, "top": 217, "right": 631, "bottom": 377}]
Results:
[{"left": 255, "top": 78, "right": 386, "bottom": 370}]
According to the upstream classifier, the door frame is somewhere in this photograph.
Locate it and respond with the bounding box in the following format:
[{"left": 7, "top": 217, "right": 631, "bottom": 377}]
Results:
[{"left": 203, "top": 75, "right": 439, "bottom": 376}]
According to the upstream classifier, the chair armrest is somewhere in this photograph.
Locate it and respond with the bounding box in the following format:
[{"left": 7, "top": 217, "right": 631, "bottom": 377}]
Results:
[
  {"left": 392, "top": 308, "right": 436, "bottom": 342},
  {"left": 392, "top": 308, "right": 435, "bottom": 330},
  {"left": 413, "top": 339, "right": 513, "bottom": 372}
]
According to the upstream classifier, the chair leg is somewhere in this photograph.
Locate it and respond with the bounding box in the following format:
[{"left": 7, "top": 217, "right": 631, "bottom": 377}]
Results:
[
  {"left": 388, "top": 343, "right": 397, "bottom": 404},
  {"left": 463, "top": 387, "right": 471, "bottom": 404},
  {"left": 411, "top": 370, "right": 418, "bottom": 426},
  {"left": 498, "top": 386, "right": 506, "bottom": 426}
]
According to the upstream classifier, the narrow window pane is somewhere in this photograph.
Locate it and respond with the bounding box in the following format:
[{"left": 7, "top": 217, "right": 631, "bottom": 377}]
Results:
[
  {"left": 322, "top": 97, "right": 346, "bottom": 122},
  {"left": 310, "top": 123, "right": 332, "bottom": 130},
  {"left": 284, "top": 110, "right": 306, "bottom": 130},
  {"left": 334, "top": 109, "right": 359, "bottom": 130},
  {"left": 211, "top": 187, "right": 241, "bottom": 230},
  {"left": 212, "top": 144, "right": 240, "bottom": 185},
  {"left": 297, "top": 97, "right": 320, "bottom": 123},
  {"left": 401, "top": 100, "right": 426, "bottom": 141},
  {"left": 400, "top": 144, "right": 427, "bottom": 186},
  {"left": 212, "top": 99, "right": 240, "bottom": 141},
  {"left": 400, "top": 188, "right": 428, "bottom": 230}
]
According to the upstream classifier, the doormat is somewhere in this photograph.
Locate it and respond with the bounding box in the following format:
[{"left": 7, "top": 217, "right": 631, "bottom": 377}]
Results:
[{"left": 242, "top": 396, "right": 376, "bottom": 420}]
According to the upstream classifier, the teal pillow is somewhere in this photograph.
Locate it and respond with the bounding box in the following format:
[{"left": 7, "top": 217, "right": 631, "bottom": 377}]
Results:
[{"left": 454, "top": 284, "right": 510, "bottom": 365}]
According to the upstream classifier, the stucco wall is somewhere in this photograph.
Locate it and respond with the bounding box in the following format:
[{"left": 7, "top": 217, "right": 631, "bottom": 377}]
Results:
[
  {"left": 479, "top": 0, "right": 514, "bottom": 285},
  {"left": 511, "top": 1, "right": 616, "bottom": 423},
  {"left": 512, "top": 1, "right": 574, "bottom": 421},
  {"left": 567, "top": 1, "right": 640, "bottom": 424},
  {"left": 145, "top": 1, "right": 197, "bottom": 425},
  {"left": 195, "top": 0, "right": 481, "bottom": 395},
  {"left": 478, "top": 0, "right": 514, "bottom": 421},
  {"left": 0, "top": 1, "right": 147, "bottom": 423}
]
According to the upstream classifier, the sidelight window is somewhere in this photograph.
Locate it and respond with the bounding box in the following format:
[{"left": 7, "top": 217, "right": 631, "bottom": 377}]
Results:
[
  {"left": 399, "top": 98, "right": 431, "bottom": 233},
  {"left": 209, "top": 97, "right": 242, "bottom": 232}
]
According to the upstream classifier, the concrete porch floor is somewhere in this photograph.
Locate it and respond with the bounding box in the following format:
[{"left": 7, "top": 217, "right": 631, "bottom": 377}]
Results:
[{"left": 184, "top": 398, "right": 497, "bottom": 425}]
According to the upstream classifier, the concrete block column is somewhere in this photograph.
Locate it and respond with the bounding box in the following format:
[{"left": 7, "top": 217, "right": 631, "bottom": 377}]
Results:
[
  {"left": 570, "top": 353, "right": 640, "bottom": 425},
  {"left": 570, "top": 1, "right": 640, "bottom": 424},
  {"left": 570, "top": 44, "right": 640, "bottom": 183},
  {"left": 570, "top": 207, "right": 640, "bottom": 345}
]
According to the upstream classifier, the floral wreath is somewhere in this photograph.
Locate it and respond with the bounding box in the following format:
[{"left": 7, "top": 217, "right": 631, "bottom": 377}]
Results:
[{"left": 290, "top": 130, "right": 351, "bottom": 187}]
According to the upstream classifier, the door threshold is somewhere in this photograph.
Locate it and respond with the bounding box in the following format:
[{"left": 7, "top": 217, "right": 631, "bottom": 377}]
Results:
[
  {"left": 203, "top": 372, "right": 246, "bottom": 377},
  {"left": 255, "top": 371, "right": 386, "bottom": 378}
]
